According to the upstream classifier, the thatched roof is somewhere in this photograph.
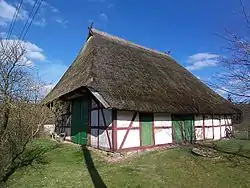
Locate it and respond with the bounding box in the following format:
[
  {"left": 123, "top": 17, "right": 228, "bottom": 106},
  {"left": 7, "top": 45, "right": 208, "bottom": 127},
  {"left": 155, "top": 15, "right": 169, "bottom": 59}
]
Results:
[{"left": 43, "top": 28, "right": 237, "bottom": 114}]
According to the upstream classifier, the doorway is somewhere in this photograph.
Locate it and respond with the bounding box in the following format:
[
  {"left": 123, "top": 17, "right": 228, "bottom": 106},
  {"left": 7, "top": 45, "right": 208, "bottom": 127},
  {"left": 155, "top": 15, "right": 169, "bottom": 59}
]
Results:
[
  {"left": 172, "top": 115, "right": 195, "bottom": 143},
  {"left": 71, "top": 98, "right": 89, "bottom": 145},
  {"left": 140, "top": 113, "right": 153, "bottom": 146}
]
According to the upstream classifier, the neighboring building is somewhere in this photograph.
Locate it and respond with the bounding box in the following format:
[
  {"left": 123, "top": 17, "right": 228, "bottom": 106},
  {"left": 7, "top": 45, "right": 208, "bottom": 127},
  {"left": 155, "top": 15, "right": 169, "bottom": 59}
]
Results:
[{"left": 43, "top": 28, "right": 238, "bottom": 151}]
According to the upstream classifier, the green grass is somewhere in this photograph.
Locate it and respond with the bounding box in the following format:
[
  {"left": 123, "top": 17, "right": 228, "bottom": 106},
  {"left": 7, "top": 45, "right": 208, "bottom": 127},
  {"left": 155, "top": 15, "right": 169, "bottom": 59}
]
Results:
[{"left": 5, "top": 138, "right": 250, "bottom": 188}]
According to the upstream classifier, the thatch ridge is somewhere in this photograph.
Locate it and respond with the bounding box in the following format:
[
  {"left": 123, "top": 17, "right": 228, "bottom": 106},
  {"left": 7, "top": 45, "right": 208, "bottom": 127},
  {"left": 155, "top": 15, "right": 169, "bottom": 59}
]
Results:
[{"left": 90, "top": 28, "right": 175, "bottom": 62}]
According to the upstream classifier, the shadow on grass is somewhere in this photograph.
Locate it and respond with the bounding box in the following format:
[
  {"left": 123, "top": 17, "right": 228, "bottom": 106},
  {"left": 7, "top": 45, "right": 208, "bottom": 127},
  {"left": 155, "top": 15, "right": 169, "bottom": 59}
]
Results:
[
  {"left": 2, "top": 143, "right": 60, "bottom": 182},
  {"left": 81, "top": 146, "right": 107, "bottom": 188}
]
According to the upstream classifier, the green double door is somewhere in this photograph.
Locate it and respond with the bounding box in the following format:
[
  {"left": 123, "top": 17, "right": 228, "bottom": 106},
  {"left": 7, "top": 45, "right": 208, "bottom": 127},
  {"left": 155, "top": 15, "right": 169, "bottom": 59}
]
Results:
[
  {"left": 172, "top": 115, "right": 195, "bottom": 144},
  {"left": 71, "top": 98, "right": 88, "bottom": 145},
  {"left": 140, "top": 114, "right": 153, "bottom": 146}
]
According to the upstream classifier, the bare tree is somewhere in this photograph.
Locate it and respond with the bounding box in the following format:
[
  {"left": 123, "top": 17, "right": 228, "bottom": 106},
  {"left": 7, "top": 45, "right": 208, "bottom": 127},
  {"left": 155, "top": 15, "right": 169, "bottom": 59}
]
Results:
[
  {"left": 214, "top": 0, "right": 250, "bottom": 102},
  {"left": 0, "top": 38, "right": 53, "bottom": 182}
]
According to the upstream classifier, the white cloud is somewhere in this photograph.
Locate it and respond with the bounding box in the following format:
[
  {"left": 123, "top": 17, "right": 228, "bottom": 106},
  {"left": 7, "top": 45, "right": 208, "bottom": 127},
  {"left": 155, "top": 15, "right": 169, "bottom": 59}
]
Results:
[
  {"left": 188, "top": 53, "right": 219, "bottom": 62},
  {"left": 1, "top": 39, "right": 46, "bottom": 65},
  {"left": 25, "top": 41, "right": 46, "bottom": 61},
  {"left": 0, "top": 0, "right": 28, "bottom": 26},
  {"left": 24, "top": 0, "right": 59, "bottom": 13},
  {"left": 215, "top": 87, "right": 227, "bottom": 97},
  {"left": 24, "top": 0, "right": 35, "bottom": 5},
  {"left": 0, "top": 37, "right": 67, "bottom": 92},
  {"left": 42, "top": 83, "right": 55, "bottom": 95},
  {"left": 0, "top": 32, "right": 7, "bottom": 38},
  {"left": 186, "top": 53, "right": 219, "bottom": 71},
  {"left": 37, "top": 60, "right": 68, "bottom": 84},
  {"left": 55, "top": 18, "right": 68, "bottom": 28},
  {"left": 196, "top": 75, "right": 201, "bottom": 79},
  {"left": 0, "top": 0, "right": 67, "bottom": 28},
  {"left": 40, "top": 1, "right": 68, "bottom": 27},
  {"left": 33, "top": 18, "right": 47, "bottom": 27},
  {"left": 42, "top": 1, "right": 59, "bottom": 13},
  {"left": 108, "top": 3, "right": 114, "bottom": 8},
  {"left": 23, "top": 0, "right": 67, "bottom": 28},
  {"left": 99, "top": 12, "right": 108, "bottom": 22}
]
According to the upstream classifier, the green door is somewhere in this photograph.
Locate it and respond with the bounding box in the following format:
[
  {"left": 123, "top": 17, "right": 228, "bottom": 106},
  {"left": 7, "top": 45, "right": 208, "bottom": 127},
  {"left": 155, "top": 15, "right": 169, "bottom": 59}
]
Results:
[
  {"left": 71, "top": 98, "right": 88, "bottom": 145},
  {"left": 140, "top": 114, "right": 153, "bottom": 146},
  {"left": 183, "top": 117, "right": 195, "bottom": 142},
  {"left": 172, "top": 116, "right": 194, "bottom": 143},
  {"left": 172, "top": 117, "right": 183, "bottom": 144}
]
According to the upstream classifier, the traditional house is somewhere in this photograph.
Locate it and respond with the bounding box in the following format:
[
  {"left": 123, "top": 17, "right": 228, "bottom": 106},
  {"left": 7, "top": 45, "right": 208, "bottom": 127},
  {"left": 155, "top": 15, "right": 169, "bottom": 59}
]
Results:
[{"left": 43, "top": 28, "right": 238, "bottom": 151}]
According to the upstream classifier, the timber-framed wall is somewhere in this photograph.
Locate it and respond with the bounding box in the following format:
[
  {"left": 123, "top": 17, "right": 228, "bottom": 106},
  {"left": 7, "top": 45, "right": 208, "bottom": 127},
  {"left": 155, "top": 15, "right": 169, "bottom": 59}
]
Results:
[
  {"left": 111, "top": 111, "right": 233, "bottom": 152},
  {"left": 52, "top": 96, "right": 233, "bottom": 152}
]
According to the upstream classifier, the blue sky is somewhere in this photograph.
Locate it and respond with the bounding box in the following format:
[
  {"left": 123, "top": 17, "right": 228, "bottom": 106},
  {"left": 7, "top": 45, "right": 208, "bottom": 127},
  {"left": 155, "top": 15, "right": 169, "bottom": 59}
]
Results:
[{"left": 0, "top": 0, "right": 249, "bottom": 95}]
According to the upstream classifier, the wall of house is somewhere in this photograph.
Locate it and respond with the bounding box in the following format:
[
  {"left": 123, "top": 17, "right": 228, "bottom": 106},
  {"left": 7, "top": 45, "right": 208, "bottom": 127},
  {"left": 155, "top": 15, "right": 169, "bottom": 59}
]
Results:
[
  {"left": 90, "top": 99, "right": 112, "bottom": 151},
  {"left": 116, "top": 111, "right": 173, "bottom": 150},
  {"left": 115, "top": 111, "right": 233, "bottom": 151},
  {"left": 52, "top": 100, "right": 72, "bottom": 141},
  {"left": 154, "top": 113, "right": 172, "bottom": 145},
  {"left": 52, "top": 98, "right": 233, "bottom": 151},
  {"left": 195, "top": 115, "right": 233, "bottom": 141},
  {"left": 116, "top": 111, "right": 140, "bottom": 150}
]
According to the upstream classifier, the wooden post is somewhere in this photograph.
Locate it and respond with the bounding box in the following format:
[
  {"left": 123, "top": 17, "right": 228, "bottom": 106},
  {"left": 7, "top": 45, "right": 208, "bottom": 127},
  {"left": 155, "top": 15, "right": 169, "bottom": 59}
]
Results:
[
  {"left": 212, "top": 114, "right": 214, "bottom": 140},
  {"left": 152, "top": 114, "right": 155, "bottom": 145},
  {"left": 112, "top": 110, "right": 117, "bottom": 151},
  {"left": 202, "top": 115, "right": 205, "bottom": 140},
  {"left": 97, "top": 103, "right": 100, "bottom": 149},
  {"left": 119, "top": 112, "right": 137, "bottom": 150}
]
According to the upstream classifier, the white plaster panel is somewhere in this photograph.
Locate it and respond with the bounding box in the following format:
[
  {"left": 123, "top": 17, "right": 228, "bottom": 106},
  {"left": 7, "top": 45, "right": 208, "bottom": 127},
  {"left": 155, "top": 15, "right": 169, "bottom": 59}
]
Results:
[
  {"left": 225, "top": 116, "right": 232, "bottom": 125},
  {"left": 108, "top": 130, "right": 113, "bottom": 148},
  {"left": 91, "top": 110, "right": 98, "bottom": 126},
  {"left": 154, "top": 113, "right": 171, "bottom": 127},
  {"left": 214, "top": 127, "right": 221, "bottom": 140},
  {"left": 154, "top": 128, "right": 172, "bottom": 144},
  {"left": 205, "top": 127, "right": 213, "bottom": 139},
  {"left": 221, "top": 126, "right": 226, "bottom": 137},
  {"left": 220, "top": 117, "right": 226, "bottom": 126},
  {"left": 117, "top": 111, "right": 139, "bottom": 128},
  {"left": 204, "top": 115, "right": 212, "bottom": 127},
  {"left": 91, "top": 128, "right": 98, "bottom": 147},
  {"left": 195, "top": 127, "right": 204, "bottom": 140},
  {"left": 213, "top": 116, "right": 220, "bottom": 126},
  {"left": 117, "top": 129, "right": 140, "bottom": 149},
  {"left": 117, "top": 130, "right": 126, "bottom": 149},
  {"left": 195, "top": 115, "right": 203, "bottom": 127},
  {"left": 99, "top": 129, "right": 112, "bottom": 149}
]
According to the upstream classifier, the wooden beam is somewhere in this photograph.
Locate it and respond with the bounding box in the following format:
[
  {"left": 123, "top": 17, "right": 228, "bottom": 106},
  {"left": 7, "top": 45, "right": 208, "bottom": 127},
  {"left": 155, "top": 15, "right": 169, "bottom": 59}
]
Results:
[
  {"left": 219, "top": 115, "right": 222, "bottom": 139},
  {"left": 139, "top": 114, "right": 142, "bottom": 146},
  {"left": 171, "top": 118, "right": 174, "bottom": 144},
  {"left": 203, "top": 115, "right": 206, "bottom": 140},
  {"left": 119, "top": 112, "right": 137, "bottom": 150},
  {"left": 212, "top": 114, "right": 214, "bottom": 140},
  {"left": 89, "top": 88, "right": 110, "bottom": 108},
  {"left": 112, "top": 110, "right": 117, "bottom": 151},
  {"left": 88, "top": 97, "right": 91, "bottom": 146},
  {"left": 97, "top": 103, "right": 100, "bottom": 149},
  {"left": 152, "top": 114, "right": 155, "bottom": 145}
]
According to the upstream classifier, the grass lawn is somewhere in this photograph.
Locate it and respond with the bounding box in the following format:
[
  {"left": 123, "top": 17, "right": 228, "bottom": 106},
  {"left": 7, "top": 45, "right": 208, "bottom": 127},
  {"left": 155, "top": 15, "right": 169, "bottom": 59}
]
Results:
[{"left": 5, "top": 138, "right": 250, "bottom": 188}]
